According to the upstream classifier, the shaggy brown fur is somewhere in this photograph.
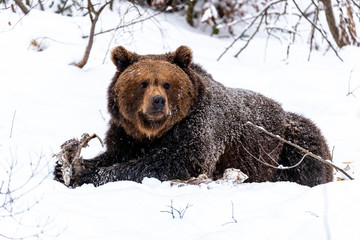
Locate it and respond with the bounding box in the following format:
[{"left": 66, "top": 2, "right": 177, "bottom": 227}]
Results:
[{"left": 54, "top": 46, "right": 333, "bottom": 188}]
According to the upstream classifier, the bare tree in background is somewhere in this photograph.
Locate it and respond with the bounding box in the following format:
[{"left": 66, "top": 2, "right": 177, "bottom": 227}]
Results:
[
  {"left": 141, "top": 0, "right": 359, "bottom": 60},
  {"left": 214, "top": 0, "right": 360, "bottom": 60}
]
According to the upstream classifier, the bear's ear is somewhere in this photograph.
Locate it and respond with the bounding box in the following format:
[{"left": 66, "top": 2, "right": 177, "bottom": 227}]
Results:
[
  {"left": 111, "top": 46, "right": 137, "bottom": 72},
  {"left": 173, "top": 46, "right": 192, "bottom": 69}
]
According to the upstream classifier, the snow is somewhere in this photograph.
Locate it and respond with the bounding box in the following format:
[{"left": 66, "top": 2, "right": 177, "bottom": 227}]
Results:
[{"left": 1, "top": 2, "right": 360, "bottom": 239}]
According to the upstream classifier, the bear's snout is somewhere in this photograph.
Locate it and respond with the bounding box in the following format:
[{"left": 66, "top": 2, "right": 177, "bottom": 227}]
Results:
[{"left": 152, "top": 95, "right": 166, "bottom": 110}]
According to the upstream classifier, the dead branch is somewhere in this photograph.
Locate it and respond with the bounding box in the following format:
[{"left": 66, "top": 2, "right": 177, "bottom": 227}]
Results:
[
  {"left": 217, "top": 0, "right": 286, "bottom": 61},
  {"left": 240, "top": 141, "right": 309, "bottom": 170},
  {"left": 9, "top": 110, "right": 16, "bottom": 138},
  {"left": 161, "top": 199, "right": 192, "bottom": 219},
  {"left": 292, "top": 0, "right": 343, "bottom": 61},
  {"left": 82, "top": 11, "right": 161, "bottom": 38},
  {"left": 234, "top": 13, "right": 265, "bottom": 58},
  {"left": 75, "top": 0, "right": 112, "bottom": 68},
  {"left": 347, "top": 68, "right": 360, "bottom": 97},
  {"left": 217, "top": 0, "right": 350, "bottom": 61},
  {"left": 222, "top": 201, "right": 237, "bottom": 226},
  {"left": 245, "top": 121, "right": 354, "bottom": 180},
  {"left": 77, "top": 133, "right": 104, "bottom": 156},
  {"left": 308, "top": 0, "right": 320, "bottom": 61}
]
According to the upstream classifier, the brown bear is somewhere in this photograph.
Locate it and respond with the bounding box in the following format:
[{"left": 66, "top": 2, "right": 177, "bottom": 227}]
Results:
[{"left": 54, "top": 46, "right": 333, "bottom": 187}]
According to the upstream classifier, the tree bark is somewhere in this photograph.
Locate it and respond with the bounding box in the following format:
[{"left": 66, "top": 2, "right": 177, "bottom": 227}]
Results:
[{"left": 320, "top": 0, "right": 344, "bottom": 47}]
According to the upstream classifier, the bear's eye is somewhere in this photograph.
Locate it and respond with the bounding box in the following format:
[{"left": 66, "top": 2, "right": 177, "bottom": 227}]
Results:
[
  {"left": 163, "top": 83, "right": 170, "bottom": 90},
  {"left": 140, "top": 82, "right": 148, "bottom": 89}
]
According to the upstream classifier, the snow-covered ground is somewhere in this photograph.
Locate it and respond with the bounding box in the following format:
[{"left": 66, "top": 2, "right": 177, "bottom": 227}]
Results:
[{"left": 1, "top": 3, "right": 360, "bottom": 239}]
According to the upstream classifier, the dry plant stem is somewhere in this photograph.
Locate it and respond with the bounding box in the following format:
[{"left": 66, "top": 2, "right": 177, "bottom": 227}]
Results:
[{"left": 245, "top": 121, "right": 354, "bottom": 180}]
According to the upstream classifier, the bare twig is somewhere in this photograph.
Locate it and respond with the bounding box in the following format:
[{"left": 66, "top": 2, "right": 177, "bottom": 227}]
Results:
[
  {"left": 83, "top": 11, "right": 161, "bottom": 38},
  {"left": 292, "top": 0, "right": 343, "bottom": 61},
  {"left": 75, "top": 0, "right": 112, "bottom": 68},
  {"left": 98, "top": 109, "right": 106, "bottom": 121},
  {"left": 308, "top": 0, "right": 319, "bottom": 61},
  {"left": 245, "top": 122, "right": 354, "bottom": 180},
  {"left": 161, "top": 200, "right": 192, "bottom": 219},
  {"left": 222, "top": 201, "right": 238, "bottom": 226},
  {"left": 240, "top": 141, "right": 308, "bottom": 170},
  {"left": 58, "top": 0, "right": 70, "bottom": 14},
  {"left": 101, "top": 4, "right": 155, "bottom": 63},
  {"left": 234, "top": 13, "right": 265, "bottom": 58},
  {"left": 347, "top": 69, "right": 360, "bottom": 97},
  {"left": 9, "top": 110, "right": 16, "bottom": 138},
  {"left": 217, "top": 0, "right": 286, "bottom": 61}
]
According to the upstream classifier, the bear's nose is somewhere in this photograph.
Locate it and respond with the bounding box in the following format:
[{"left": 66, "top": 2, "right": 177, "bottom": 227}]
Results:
[{"left": 151, "top": 95, "right": 166, "bottom": 110}]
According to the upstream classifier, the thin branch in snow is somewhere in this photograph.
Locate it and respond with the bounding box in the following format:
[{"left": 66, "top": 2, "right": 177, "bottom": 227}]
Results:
[
  {"left": 98, "top": 109, "right": 106, "bottom": 121},
  {"left": 222, "top": 201, "right": 238, "bottom": 226},
  {"left": 9, "top": 110, "right": 16, "bottom": 138},
  {"left": 245, "top": 122, "right": 354, "bottom": 180},
  {"left": 347, "top": 69, "right": 360, "bottom": 97},
  {"left": 161, "top": 199, "right": 192, "bottom": 219}
]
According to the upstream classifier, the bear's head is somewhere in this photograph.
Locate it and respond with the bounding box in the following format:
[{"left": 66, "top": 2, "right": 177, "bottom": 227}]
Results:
[{"left": 108, "top": 46, "right": 200, "bottom": 140}]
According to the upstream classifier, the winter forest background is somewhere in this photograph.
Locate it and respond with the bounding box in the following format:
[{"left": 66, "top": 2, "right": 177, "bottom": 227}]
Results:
[{"left": 1, "top": 0, "right": 360, "bottom": 239}]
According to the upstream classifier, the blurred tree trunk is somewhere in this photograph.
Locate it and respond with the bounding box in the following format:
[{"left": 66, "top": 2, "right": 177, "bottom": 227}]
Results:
[
  {"left": 320, "top": 0, "right": 359, "bottom": 48},
  {"left": 186, "top": 0, "right": 197, "bottom": 27},
  {"left": 320, "top": 0, "right": 343, "bottom": 47},
  {"left": 14, "top": 0, "right": 29, "bottom": 14}
]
